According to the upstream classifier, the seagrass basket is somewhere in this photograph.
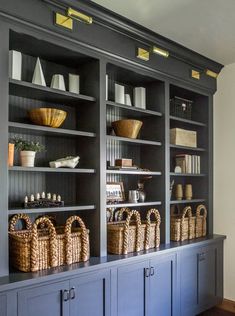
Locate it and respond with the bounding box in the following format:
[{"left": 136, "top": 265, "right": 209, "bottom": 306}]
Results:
[
  {"left": 107, "top": 208, "right": 161, "bottom": 255},
  {"left": 170, "top": 206, "right": 196, "bottom": 241},
  {"left": 9, "top": 214, "right": 89, "bottom": 272},
  {"left": 195, "top": 204, "right": 207, "bottom": 238}
]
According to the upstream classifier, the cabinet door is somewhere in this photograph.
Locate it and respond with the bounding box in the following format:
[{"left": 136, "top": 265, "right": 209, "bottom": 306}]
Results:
[
  {"left": 149, "top": 254, "right": 176, "bottom": 316},
  {"left": 0, "top": 294, "right": 7, "bottom": 316},
  {"left": 180, "top": 249, "right": 198, "bottom": 316},
  {"left": 117, "top": 260, "right": 148, "bottom": 316},
  {"left": 18, "top": 280, "right": 70, "bottom": 316},
  {"left": 70, "top": 269, "right": 111, "bottom": 316},
  {"left": 198, "top": 246, "right": 216, "bottom": 309}
]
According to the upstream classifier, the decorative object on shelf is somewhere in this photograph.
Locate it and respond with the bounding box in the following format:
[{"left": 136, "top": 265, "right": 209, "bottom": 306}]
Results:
[
  {"left": 112, "top": 119, "right": 143, "bottom": 139},
  {"left": 175, "top": 154, "right": 200, "bottom": 174},
  {"left": 28, "top": 108, "right": 67, "bottom": 128},
  {"left": 195, "top": 204, "right": 207, "bottom": 238},
  {"left": 185, "top": 184, "right": 193, "bottom": 200},
  {"left": 134, "top": 87, "right": 146, "bottom": 109},
  {"left": 115, "top": 158, "right": 132, "bottom": 167},
  {"left": 128, "top": 190, "right": 140, "bottom": 203},
  {"left": 170, "top": 206, "right": 196, "bottom": 241},
  {"left": 170, "top": 96, "right": 192, "bottom": 120},
  {"left": 170, "top": 180, "right": 175, "bottom": 200},
  {"left": 106, "top": 182, "right": 125, "bottom": 203},
  {"left": 152, "top": 46, "right": 169, "bottom": 58},
  {"left": 170, "top": 128, "right": 197, "bottom": 148},
  {"left": 49, "top": 156, "right": 80, "bottom": 168},
  {"left": 125, "top": 94, "right": 132, "bottom": 106},
  {"left": 8, "top": 143, "right": 15, "bottom": 167},
  {"left": 69, "top": 73, "right": 80, "bottom": 94},
  {"left": 23, "top": 192, "right": 64, "bottom": 208},
  {"left": 9, "top": 214, "right": 90, "bottom": 272},
  {"left": 175, "top": 184, "right": 183, "bottom": 201},
  {"left": 32, "top": 57, "right": 46, "bottom": 86},
  {"left": 50, "top": 74, "right": 66, "bottom": 91},
  {"left": 115, "top": 83, "right": 125, "bottom": 104},
  {"left": 106, "top": 208, "right": 114, "bottom": 222},
  {"left": 11, "top": 137, "right": 45, "bottom": 167},
  {"left": 137, "top": 181, "right": 146, "bottom": 203},
  {"left": 9, "top": 50, "right": 22, "bottom": 80},
  {"left": 174, "top": 166, "right": 182, "bottom": 173},
  {"left": 105, "top": 74, "right": 108, "bottom": 100},
  {"left": 107, "top": 208, "right": 161, "bottom": 254}
]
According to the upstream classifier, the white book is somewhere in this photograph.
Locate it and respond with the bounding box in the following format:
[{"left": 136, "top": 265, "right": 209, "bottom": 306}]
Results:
[
  {"left": 134, "top": 87, "right": 146, "bottom": 109},
  {"left": 9, "top": 50, "right": 22, "bottom": 80}
]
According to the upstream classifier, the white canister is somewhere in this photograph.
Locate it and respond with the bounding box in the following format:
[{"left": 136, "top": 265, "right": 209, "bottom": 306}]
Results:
[
  {"left": 134, "top": 87, "right": 146, "bottom": 109},
  {"left": 51, "top": 74, "right": 66, "bottom": 91},
  {"left": 69, "top": 74, "right": 80, "bottom": 94}
]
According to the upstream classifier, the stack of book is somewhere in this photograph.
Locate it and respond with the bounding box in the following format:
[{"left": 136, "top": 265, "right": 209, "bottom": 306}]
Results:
[{"left": 175, "top": 154, "right": 201, "bottom": 174}]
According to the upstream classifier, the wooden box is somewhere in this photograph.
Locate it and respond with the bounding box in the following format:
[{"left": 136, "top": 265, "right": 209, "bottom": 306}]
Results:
[
  {"left": 170, "top": 128, "right": 197, "bottom": 148},
  {"left": 115, "top": 158, "right": 132, "bottom": 167}
]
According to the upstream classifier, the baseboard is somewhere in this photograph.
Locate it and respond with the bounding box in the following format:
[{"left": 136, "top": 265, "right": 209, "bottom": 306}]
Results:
[{"left": 217, "top": 299, "right": 235, "bottom": 313}]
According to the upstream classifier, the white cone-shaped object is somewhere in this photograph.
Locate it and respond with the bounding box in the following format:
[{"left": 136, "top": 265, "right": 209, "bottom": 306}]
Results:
[
  {"left": 50, "top": 74, "right": 66, "bottom": 91},
  {"left": 32, "top": 58, "right": 46, "bottom": 86}
]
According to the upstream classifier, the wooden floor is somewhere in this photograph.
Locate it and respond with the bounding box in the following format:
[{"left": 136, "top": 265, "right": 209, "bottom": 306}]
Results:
[{"left": 200, "top": 307, "right": 235, "bottom": 315}]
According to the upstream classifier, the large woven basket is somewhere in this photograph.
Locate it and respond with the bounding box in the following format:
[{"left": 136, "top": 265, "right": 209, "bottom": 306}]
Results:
[
  {"left": 195, "top": 204, "right": 207, "bottom": 238},
  {"left": 9, "top": 214, "right": 89, "bottom": 272},
  {"left": 170, "top": 206, "right": 196, "bottom": 241},
  {"left": 107, "top": 208, "right": 161, "bottom": 255}
]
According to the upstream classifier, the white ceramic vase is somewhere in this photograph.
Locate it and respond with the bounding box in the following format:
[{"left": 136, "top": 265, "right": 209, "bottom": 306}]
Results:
[
  {"left": 134, "top": 87, "right": 146, "bottom": 109},
  {"left": 115, "top": 83, "right": 125, "bottom": 104},
  {"left": 9, "top": 50, "right": 22, "bottom": 80},
  {"left": 32, "top": 57, "right": 46, "bottom": 86},
  {"left": 51, "top": 74, "right": 66, "bottom": 91},
  {"left": 69, "top": 74, "right": 80, "bottom": 94},
  {"left": 20, "top": 151, "right": 36, "bottom": 167}
]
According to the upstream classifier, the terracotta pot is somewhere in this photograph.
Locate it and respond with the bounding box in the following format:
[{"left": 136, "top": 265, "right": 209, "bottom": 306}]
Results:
[
  {"left": 8, "top": 143, "right": 15, "bottom": 167},
  {"left": 20, "top": 151, "right": 36, "bottom": 167}
]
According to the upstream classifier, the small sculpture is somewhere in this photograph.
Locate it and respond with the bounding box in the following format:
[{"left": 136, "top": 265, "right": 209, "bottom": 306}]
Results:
[
  {"left": 23, "top": 192, "right": 64, "bottom": 208},
  {"left": 36, "top": 193, "right": 40, "bottom": 200},
  {"left": 24, "top": 196, "right": 28, "bottom": 204},
  {"left": 57, "top": 195, "right": 61, "bottom": 202},
  {"left": 30, "top": 194, "right": 35, "bottom": 202},
  {"left": 47, "top": 193, "right": 51, "bottom": 200},
  {"left": 49, "top": 156, "right": 80, "bottom": 169},
  {"left": 52, "top": 194, "right": 57, "bottom": 201},
  {"left": 41, "top": 192, "right": 45, "bottom": 199}
]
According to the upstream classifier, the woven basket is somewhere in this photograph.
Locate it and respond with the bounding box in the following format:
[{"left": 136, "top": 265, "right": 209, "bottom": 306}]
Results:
[
  {"left": 9, "top": 214, "right": 89, "bottom": 272},
  {"left": 107, "top": 208, "right": 161, "bottom": 254},
  {"left": 195, "top": 204, "right": 207, "bottom": 238},
  {"left": 170, "top": 206, "right": 196, "bottom": 241}
]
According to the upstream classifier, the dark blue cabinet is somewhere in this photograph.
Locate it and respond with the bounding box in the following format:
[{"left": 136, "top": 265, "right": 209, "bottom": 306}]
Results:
[
  {"left": 180, "top": 242, "right": 222, "bottom": 316},
  {"left": 117, "top": 254, "right": 177, "bottom": 316},
  {"left": 70, "top": 269, "right": 111, "bottom": 316},
  {"left": 0, "top": 294, "right": 7, "bottom": 316},
  {"left": 18, "top": 280, "right": 70, "bottom": 316}
]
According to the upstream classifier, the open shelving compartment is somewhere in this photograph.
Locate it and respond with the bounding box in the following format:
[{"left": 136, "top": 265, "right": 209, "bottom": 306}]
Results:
[
  {"left": 169, "top": 84, "right": 211, "bottom": 232},
  {"left": 106, "top": 62, "right": 167, "bottom": 243},
  {"left": 8, "top": 29, "right": 102, "bottom": 260}
]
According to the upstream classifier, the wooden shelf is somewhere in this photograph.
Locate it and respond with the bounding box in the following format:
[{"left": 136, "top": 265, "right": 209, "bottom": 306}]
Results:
[
  {"left": 9, "top": 79, "right": 96, "bottom": 105},
  {"left": 107, "top": 170, "right": 161, "bottom": 175},
  {"left": 170, "top": 116, "right": 206, "bottom": 127},
  {"left": 9, "top": 166, "right": 96, "bottom": 174},
  {"left": 107, "top": 135, "right": 162, "bottom": 146},
  {"left": 8, "top": 205, "right": 96, "bottom": 215},
  {"left": 107, "top": 101, "right": 162, "bottom": 118},
  {"left": 170, "top": 144, "right": 206, "bottom": 152},
  {"left": 170, "top": 199, "right": 206, "bottom": 205},
  {"left": 9, "top": 122, "right": 96, "bottom": 138},
  {"left": 106, "top": 201, "right": 162, "bottom": 208},
  {"left": 170, "top": 173, "right": 206, "bottom": 177}
]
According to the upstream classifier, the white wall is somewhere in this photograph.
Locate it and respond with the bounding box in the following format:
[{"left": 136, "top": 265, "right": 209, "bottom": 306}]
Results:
[{"left": 214, "top": 63, "right": 235, "bottom": 301}]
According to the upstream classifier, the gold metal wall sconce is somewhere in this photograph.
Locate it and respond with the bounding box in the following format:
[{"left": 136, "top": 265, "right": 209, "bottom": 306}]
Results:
[
  {"left": 205, "top": 69, "right": 218, "bottom": 78},
  {"left": 152, "top": 46, "right": 169, "bottom": 58},
  {"left": 191, "top": 70, "right": 200, "bottom": 80},
  {"left": 136, "top": 48, "right": 150, "bottom": 61},
  {"left": 55, "top": 7, "right": 93, "bottom": 30}
]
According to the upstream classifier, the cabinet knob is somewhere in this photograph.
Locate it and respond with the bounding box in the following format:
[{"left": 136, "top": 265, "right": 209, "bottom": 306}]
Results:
[
  {"left": 199, "top": 252, "right": 206, "bottom": 262},
  {"left": 70, "top": 287, "right": 76, "bottom": 300},
  {"left": 62, "top": 289, "right": 70, "bottom": 302},
  {"left": 145, "top": 267, "right": 150, "bottom": 278},
  {"left": 150, "top": 266, "right": 155, "bottom": 276}
]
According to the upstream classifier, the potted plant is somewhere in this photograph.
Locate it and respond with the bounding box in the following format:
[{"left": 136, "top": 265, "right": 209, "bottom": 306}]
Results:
[{"left": 11, "top": 137, "right": 45, "bottom": 167}]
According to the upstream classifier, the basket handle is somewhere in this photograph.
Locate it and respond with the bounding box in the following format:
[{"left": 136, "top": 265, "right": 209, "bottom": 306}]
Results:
[
  {"left": 65, "top": 215, "right": 89, "bottom": 264},
  {"left": 123, "top": 210, "right": 141, "bottom": 255},
  {"left": 117, "top": 207, "right": 131, "bottom": 221},
  {"left": 9, "top": 213, "right": 32, "bottom": 232},
  {"left": 31, "top": 217, "right": 58, "bottom": 272},
  {"left": 180, "top": 206, "right": 192, "bottom": 240},
  {"left": 196, "top": 204, "right": 207, "bottom": 219},
  {"left": 145, "top": 209, "right": 161, "bottom": 250}
]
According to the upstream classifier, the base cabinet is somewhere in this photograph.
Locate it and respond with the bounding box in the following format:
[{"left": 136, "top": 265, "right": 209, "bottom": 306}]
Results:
[
  {"left": 0, "top": 294, "right": 7, "bottom": 316},
  {"left": 117, "top": 254, "right": 176, "bottom": 316},
  {"left": 180, "top": 242, "right": 223, "bottom": 316}
]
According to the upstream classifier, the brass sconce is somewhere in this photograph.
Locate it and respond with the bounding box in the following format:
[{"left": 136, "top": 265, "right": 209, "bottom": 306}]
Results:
[
  {"left": 136, "top": 48, "right": 150, "bottom": 61},
  {"left": 55, "top": 7, "right": 93, "bottom": 30},
  {"left": 152, "top": 46, "right": 169, "bottom": 58},
  {"left": 191, "top": 70, "right": 200, "bottom": 80},
  {"left": 205, "top": 69, "right": 218, "bottom": 78}
]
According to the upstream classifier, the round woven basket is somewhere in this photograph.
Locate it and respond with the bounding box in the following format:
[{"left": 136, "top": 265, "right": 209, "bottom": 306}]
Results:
[
  {"left": 112, "top": 119, "right": 143, "bottom": 139},
  {"left": 28, "top": 108, "right": 67, "bottom": 128}
]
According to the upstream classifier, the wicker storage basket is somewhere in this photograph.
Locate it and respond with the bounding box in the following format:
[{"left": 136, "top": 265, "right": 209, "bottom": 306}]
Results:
[
  {"left": 9, "top": 214, "right": 89, "bottom": 272},
  {"left": 195, "top": 204, "right": 207, "bottom": 238},
  {"left": 170, "top": 206, "right": 196, "bottom": 241},
  {"left": 107, "top": 208, "right": 161, "bottom": 254}
]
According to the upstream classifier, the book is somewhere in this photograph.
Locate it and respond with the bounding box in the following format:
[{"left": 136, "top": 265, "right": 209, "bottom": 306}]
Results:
[{"left": 175, "top": 154, "right": 201, "bottom": 174}]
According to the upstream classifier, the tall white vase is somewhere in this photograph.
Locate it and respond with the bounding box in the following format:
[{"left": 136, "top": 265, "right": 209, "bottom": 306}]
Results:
[
  {"left": 9, "top": 50, "right": 22, "bottom": 80},
  {"left": 134, "top": 87, "right": 146, "bottom": 109},
  {"left": 32, "top": 58, "right": 46, "bottom": 86},
  {"left": 69, "top": 74, "right": 80, "bottom": 94},
  {"left": 51, "top": 74, "right": 66, "bottom": 91},
  {"left": 115, "top": 83, "right": 125, "bottom": 104}
]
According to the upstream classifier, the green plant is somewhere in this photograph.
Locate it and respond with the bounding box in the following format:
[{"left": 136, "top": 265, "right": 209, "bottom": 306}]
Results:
[{"left": 10, "top": 137, "right": 45, "bottom": 152}]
